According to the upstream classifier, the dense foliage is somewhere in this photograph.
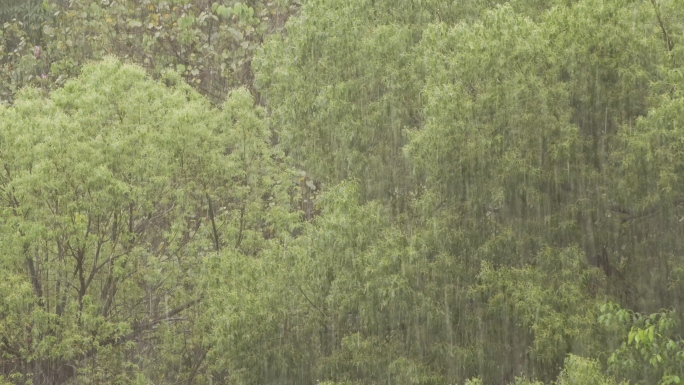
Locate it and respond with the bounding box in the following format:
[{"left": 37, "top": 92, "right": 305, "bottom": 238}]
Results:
[
  {"left": 1, "top": 0, "right": 300, "bottom": 104},
  {"left": 3, "top": 0, "right": 684, "bottom": 384}
]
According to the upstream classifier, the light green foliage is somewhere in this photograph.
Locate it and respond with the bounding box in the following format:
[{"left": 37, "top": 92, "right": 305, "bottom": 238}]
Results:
[
  {"left": 296, "top": 184, "right": 441, "bottom": 384},
  {"left": 203, "top": 182, "right": 449, "bottom": 383},
  {"left": 600, "top": 303, "right": 684, "bottom": 384},
  {"left": 5, "top": 0, "right": 684, "bottom": 383},
  {"left": 555, "top": 354, "right": 623, "bottom": 385},
  {"left": 402, "top": 6, "right": 595, "bottom": 381},
  {"left": 0, "top": 58, "right": 296, "bottom": 384},
  {"left": 201, "top": 182, "right": 604, "bottom": 384}
]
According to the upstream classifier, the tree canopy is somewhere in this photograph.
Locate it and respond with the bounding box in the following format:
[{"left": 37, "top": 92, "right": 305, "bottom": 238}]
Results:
[{"left": 3, "top": 0, "right": 684, "bottom": 384}]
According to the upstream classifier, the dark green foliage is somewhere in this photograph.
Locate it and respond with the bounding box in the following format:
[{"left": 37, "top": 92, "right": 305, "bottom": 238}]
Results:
[{"left": 0, "top": 0, "right": 300, "bottom": 105}]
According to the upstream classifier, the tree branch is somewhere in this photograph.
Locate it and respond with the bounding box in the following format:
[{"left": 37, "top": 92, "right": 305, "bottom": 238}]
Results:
[
  {"left": 651, "top": 0, "right": 674, "bottom": 51},
  {"left": 205, "top": 192, "right": 221, "bottom": 252},
  {"left": 297, "top": 284, "right": 327, "bottom": 320},
  {"left": 101, "top": 297, "right": 202, "bottom": 348},
  {"left": 610, "top": 199, "right": 684, "bottom": 223}
]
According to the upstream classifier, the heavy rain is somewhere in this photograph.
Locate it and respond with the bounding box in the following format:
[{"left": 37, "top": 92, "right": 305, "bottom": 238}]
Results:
[{"left": 1, "top": 0, "right": 684, "bottom": 384}]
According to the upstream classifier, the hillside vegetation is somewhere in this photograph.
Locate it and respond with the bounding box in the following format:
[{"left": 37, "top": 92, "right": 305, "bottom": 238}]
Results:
[{"left": 2, "top": 0, "right": 684, "bottom": 384}]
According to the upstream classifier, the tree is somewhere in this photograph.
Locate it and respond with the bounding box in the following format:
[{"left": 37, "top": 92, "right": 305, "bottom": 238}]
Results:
[
  {"left": 254, "top": 0, "right": 500, "bottom": 205},
  {"left": 0, "top": 0, "right": 300, "bottom": 105},
  {"left": 0, "top": 57, "right": 297, "bottom": 384},
  {"left": 254, "top": 0, "right": 684, "bottom": 382},
  {"left": 5, "top": 0, "right": 684, "bottom": 383}
]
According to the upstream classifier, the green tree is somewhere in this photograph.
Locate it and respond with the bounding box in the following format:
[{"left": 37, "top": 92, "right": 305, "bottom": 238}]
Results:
[
  {"left": 5, "top": 0, "right": 684, "bottom": 383},
  {"left": 1, "top": 0, "right": 300, "bottom": 105},
  {"left": 254, "top": 0, "right": 684, "bottom": 382},
  {"left": 254, "top": 0, "right": 508, "bottom": 205},
  {"left": 0, "top": 58, "right": 296, "bottom": 384},
  {"left": 599, "top": 303, "right": 684, "bottom": 384}
]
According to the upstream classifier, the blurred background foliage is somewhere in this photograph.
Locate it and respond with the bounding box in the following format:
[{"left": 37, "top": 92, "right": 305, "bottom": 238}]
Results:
[{"left": 0, "top": 0, "right": 300, "bottom": 105}]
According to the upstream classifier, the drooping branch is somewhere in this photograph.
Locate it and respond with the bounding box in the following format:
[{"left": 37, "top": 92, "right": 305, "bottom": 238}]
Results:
[{"left": 650, "top": 0, "right": 674, "bottom": 52}]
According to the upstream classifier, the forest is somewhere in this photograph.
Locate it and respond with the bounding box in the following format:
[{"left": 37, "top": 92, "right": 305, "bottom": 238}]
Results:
[{"left": 2, "top": 0, "right": 684, "bottom": 384}]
